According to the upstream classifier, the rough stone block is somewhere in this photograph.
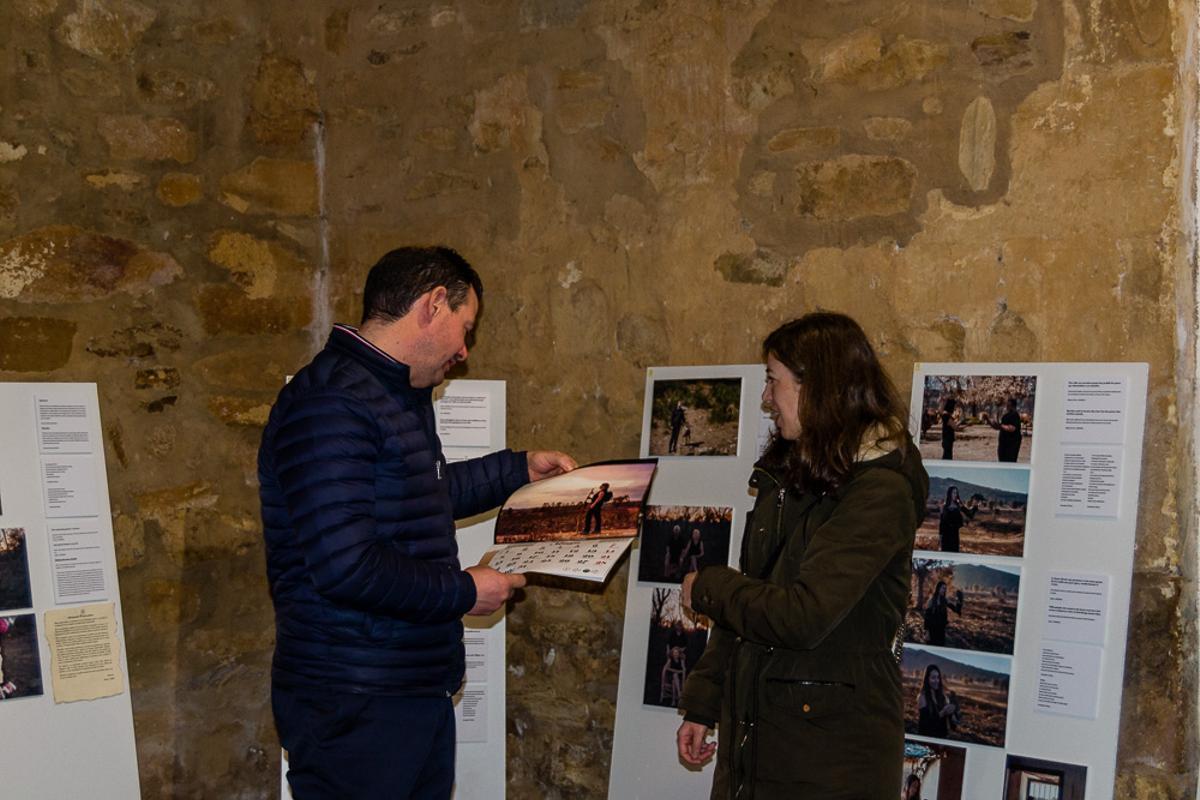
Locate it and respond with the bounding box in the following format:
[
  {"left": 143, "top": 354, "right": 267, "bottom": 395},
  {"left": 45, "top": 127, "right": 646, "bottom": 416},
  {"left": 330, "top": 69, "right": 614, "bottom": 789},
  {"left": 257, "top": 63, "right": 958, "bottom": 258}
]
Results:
[
  {"left": 55, "top": 0, "right": 156, "bottom": 61},
  {"left": 249, "top": 56, "right": 319, "bottom": 146},
  {"left": 958, "top": 96, "right": 997, "bottom": 191},
  {"left": 156, "top": 173, "right": 203, "bottom": 207},
  {"left": 795, "top": 155, "right": 917, "bottom": 219},
  {"left": 136, "top": 68, "right": 218, "bottom": 107},
  {"left": 0, "top": 226, "right": 182, "bottom": 302},
  {"left": 219, "top": 158, "right": 318, "bottom": 217},
  {"left": 207, "top": 231, "right": 310, "bottom": 299},
  {"left": 207, "top": 395, "right": 273, "bottom": 427},
  {"left": 0, "top": 316, "right": 77, "bottom": 372},
  {"left": 98, "top": 114, "right": 197, "bottom": 163},
  {"left": 135, "top": 367, "right": 181, "bottom": 390},
  {"left": 767, "top": 127, "right": 841, "bottom": 155}
]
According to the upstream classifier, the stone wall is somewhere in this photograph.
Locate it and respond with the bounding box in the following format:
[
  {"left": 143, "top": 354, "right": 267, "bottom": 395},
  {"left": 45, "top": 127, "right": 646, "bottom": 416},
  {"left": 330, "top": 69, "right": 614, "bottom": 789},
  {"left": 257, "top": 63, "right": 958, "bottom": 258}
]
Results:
[{"left": 0, "top": 1, "right": 1195, "bottom": 798}]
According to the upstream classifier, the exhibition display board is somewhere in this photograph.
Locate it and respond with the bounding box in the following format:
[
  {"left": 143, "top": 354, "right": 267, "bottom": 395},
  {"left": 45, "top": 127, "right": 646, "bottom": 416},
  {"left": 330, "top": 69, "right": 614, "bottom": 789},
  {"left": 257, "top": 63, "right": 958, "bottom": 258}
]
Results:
[
  {"left": 280, "top": 379, "right": 508, "bottom": 799},
  {"left": 609, "top": 365, "right": 768, "bottom": 799},
  {"left": 0, "top": 383, "right": 140, "bottom": 798},
  {"left": 608, "top": 362, "right": 1146, "bottom": 800},
  {"left": 905, "top": 362, "right": 1147, "bottom": 799}
]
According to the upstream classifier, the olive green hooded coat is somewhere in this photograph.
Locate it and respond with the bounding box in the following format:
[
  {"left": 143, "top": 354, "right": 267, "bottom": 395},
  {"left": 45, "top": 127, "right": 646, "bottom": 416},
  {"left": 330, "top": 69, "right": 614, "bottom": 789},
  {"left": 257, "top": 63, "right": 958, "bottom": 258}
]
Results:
[{"left": 680, "top": 441, "right": 928, "bottom": 800}]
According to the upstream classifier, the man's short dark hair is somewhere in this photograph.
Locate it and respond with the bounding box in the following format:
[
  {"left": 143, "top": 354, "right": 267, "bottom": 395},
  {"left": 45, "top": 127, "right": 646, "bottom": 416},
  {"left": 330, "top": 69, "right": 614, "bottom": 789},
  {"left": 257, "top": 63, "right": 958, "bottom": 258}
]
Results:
[{"left": 360, "top": 246, "right": 483, "bottom": 324}]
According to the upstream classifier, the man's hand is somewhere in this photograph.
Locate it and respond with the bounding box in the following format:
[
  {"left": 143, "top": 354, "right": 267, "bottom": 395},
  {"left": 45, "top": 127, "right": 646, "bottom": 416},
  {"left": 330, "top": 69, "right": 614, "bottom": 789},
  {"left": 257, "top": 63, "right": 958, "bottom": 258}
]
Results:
[
  {"left": 681, "top": 571, "right": 697, "bottom": 612},
  {"left": 465, "top": 566, "right": 526, "bottom": 615},
  {"left": 527, "top": 450, "right": 577, "bottom": 482},
  {"left": 676, "top": 721, "right": 716, "bottom": 765}
]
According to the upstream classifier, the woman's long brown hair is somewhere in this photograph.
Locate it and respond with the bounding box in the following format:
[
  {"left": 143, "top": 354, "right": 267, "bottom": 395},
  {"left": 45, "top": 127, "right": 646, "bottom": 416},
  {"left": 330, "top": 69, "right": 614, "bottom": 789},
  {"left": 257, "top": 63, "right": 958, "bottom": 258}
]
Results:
[{"left": 762, "top": 312, "right": 908, "bottom": 494}]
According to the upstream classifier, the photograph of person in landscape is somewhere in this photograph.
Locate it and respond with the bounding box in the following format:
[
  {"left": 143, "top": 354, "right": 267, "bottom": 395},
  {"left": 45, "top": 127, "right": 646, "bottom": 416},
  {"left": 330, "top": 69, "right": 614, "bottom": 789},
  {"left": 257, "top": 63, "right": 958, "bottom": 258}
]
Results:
[
  {"left": 918, "top": 375, "right": 1036, "bottom": 464},
  {"left": 906, "top": 559, "right": 1020, "bottom": 654},
  {"left": 918, "top": 465, "right": 1029, "bottom": 557},
  {"left": 494, "top": 460, "right": 656, "bottom": 544},
  {"left": 0, "top": 613, "right": 43, "bottom": 701},
  {"left": 637, "top": 505, "right": 733, "bottom": 584},
  {"left": 579, "top": 482, "right": 613, "bottom": 534},
  {"left": 1004, "top": 754, "right": 1087, "bottom": 800},
  {"left": 648, "top": 378, "right": 741, "bottom": 457},
  {"left": 902, "top": 739, "right": 966, "bottom": 800},
  {"left": 902, "top": 645, "right": 1011, "bottom": 748},
  {"left": 643, "top": 587, "right": 708, "bottom": 709},
  {"left": 0, "top": 528, "right": 32, "bottom": 612}
]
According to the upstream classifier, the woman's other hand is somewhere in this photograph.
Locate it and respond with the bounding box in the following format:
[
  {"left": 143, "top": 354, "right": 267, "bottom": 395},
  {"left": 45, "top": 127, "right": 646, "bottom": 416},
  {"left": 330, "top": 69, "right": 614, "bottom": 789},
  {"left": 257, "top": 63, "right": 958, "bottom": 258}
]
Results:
[{"left": 676, "top": 721, "right": 716, "bottom": 765}]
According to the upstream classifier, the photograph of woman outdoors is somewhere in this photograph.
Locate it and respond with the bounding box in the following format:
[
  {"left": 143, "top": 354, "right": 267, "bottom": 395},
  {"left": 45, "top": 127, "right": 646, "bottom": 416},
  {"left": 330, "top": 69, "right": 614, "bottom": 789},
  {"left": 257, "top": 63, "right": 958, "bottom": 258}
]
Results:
[
  {"left": 675, "top": 312, "right": 929, "bottom": 799},
  {"left": 937, "top": 486, "right": 977, "bottom": 553}
]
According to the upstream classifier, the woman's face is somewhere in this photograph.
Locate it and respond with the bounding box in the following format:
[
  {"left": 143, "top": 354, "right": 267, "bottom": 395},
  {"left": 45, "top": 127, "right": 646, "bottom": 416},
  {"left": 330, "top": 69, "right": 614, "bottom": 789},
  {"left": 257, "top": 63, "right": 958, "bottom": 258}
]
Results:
[
  {"left": 935, "top": 583, "right": 947, "bottom": 598},
  {"left": 763, "top": 354, "right": 803, "bottom": 441},
  {"left": 691, "top": 529, "right": 701, "bottom": 543},
  {"left": 929, "top": 668, "right": 941, "bottom": 690},
  {"left": 949, "top": 487, "right": 960, "bottom": 503}
]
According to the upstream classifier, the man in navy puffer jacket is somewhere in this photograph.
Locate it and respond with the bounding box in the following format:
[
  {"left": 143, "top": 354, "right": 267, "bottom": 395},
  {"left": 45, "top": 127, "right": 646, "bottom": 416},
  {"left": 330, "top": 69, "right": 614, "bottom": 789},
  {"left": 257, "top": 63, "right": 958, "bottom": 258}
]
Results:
[{"left": 259, "top": 247, "right": 575, "bottom": 799}]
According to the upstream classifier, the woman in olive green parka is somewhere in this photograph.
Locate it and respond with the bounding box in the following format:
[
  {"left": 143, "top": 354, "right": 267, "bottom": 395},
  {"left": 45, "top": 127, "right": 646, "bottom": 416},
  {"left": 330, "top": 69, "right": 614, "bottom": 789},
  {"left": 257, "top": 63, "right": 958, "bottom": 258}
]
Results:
[{"left": 677, "top": 313, "right": 928, "bottom": 800}]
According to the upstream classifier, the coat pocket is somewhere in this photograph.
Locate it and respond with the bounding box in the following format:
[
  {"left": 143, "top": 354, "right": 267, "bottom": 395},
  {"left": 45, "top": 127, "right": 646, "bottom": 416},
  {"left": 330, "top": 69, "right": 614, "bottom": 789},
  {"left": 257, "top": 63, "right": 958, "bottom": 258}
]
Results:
[{"left": 764, "top": 678, "right": 857, "bottom": 721}]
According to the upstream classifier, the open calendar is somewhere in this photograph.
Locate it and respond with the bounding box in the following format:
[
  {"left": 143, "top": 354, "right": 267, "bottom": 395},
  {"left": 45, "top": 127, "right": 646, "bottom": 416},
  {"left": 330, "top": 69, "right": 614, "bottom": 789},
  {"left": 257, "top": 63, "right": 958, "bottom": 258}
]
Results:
[
  {"left": 485, "top": 459, "right": 657, "bottom": 582},
  {"left": 486, "top": 537, "right": 635, "bottom": 582}
]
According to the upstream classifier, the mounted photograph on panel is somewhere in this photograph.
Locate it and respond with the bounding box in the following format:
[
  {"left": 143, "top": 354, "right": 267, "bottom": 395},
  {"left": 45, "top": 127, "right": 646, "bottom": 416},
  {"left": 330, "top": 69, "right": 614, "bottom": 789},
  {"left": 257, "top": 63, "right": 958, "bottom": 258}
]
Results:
[
  {"left": 494, "top": 460, "right": 656, "bottom": 544},
  {"left": 918, "top": 374, "right": 1036, "bottom": 464},
  {"left": 0, "top": 613, "right": 43, "bottom": 701},
  {"left": 919, "top": 465, "right": 1029, "bottom": 557},
  {"left": 902, "top": 739, "right": 966, "bottom": 800},
  {"left": 1003, "top": 754, "right": 1087, "bottom": 800},
  {"left": 637, "top": 505, "right": 733, "bottom": 584},
  {"left": 648, "top": 378, "right": 742, "bottom": 457},
  {"left": 642, "top": 587, "right": 709, "bottom": 709},
  {"left": 907, "top": 558, "right": 1021, "bottom": 654},
  {"left": 0, "top": 528, "right": 33, "bottom": 611},
  {"left": 902, "top": 644, "right": 1011, "bottom": 748}
]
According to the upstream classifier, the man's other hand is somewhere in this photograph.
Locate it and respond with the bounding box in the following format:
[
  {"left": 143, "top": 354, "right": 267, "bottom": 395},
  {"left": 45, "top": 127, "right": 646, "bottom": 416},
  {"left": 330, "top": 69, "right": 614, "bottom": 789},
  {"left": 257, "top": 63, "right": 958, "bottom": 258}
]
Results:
[
  {"left": 465, "top": 566, "right": 526, "bottom": 615},
  {"left": 527, "top": 450, "right": 577, "bottom": 482}
]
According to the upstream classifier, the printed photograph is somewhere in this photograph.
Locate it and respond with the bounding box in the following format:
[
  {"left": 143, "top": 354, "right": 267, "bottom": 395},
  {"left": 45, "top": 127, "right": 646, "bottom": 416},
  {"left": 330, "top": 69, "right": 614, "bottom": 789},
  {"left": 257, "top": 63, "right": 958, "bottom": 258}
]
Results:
[
  {"left": 0, "top": 528, "right": 33, "bottom": 612},
  {"left": 642, "top": 587, "right": 709, "bottom": 709},
  {"left": 919, "top": 465, "right": 1029, "bottom": 557},
  {"left": 903, "top": 644, "right": 1011, "bottom": 748},
  {"left": 902, "top": 739, "right": 966, "bottom": 800},
  {"left": 1004, "top": 754, "right": 1087, "bottom": 800},
  {"left": 637, "top": 505, "right": 733, "bottom": 584},
  {"left": 907, "top": 559, "right": 1021, "bottom": 655},
  {"left": 494, "top": 460, "right": 657, "bottom": 544},
  {"left": 918, "top": 375, "right": 1036, "bottom": 464},
  {"left": 648, "top": 378, "right": 742, "bottom": 457},
  {"left": 0, "top": 613, "right": 44, "bottom": 702}
]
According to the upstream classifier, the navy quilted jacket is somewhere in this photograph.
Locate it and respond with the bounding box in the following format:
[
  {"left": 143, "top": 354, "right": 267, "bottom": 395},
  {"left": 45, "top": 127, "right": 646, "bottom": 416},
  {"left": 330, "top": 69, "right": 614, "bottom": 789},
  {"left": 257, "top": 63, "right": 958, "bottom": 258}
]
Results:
[{"left": 258, "top": 325, "right": 528, "bottom": 696}]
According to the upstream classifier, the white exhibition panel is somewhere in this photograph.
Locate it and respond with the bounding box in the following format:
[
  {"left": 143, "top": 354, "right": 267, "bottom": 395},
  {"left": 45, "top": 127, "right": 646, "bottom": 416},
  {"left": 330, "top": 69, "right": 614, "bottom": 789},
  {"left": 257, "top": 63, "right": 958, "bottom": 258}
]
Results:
[
  {"left": 281, "top": 379, "right": 507, "bottom": 799},
  {"left": 608, "top": 364, "right": 767, "bottom": 799},
  {"left": 0, "top": 383, "right": 140, "bottom": 798},
  {"left": 908, "top": 363, "right": 1147, "bottom": 799},
  {"left": 608, "top": 362, "right": 1147, "bottom": 800}
]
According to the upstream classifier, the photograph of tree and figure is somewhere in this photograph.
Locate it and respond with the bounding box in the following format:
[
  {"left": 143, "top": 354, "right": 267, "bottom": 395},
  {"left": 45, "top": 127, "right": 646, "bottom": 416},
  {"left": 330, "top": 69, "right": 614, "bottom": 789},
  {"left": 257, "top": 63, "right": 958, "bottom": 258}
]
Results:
[
  {"left": 642, "top": 587, "right": 709, "bottom": 709},
  {"left": 906, "top": 559, "right": 1021, "bottom": 655},
  {"left": 0, "top": 528, "right": 32, "bottom": 612},
  {"left": 919, "top": 465, "right": 1029, "bottom": 557},
  {"left": 903, "top": 645, "right": 1010, "bottom": 748},
  {"left": 648, "top": 378, "right": 742, "bottom": 457},
  {"left": 494, "top": 460, "right": 656, "bottom": 544},
  {"left": 918, "top": 374, "right": 1036, "bottom": 464}
]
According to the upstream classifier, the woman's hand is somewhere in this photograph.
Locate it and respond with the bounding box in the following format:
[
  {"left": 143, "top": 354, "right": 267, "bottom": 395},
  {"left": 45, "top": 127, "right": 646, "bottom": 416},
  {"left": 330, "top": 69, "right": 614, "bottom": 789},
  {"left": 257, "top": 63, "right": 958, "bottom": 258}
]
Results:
[{"left": 676, "top": 721, "right": 716, "bottom": 765}]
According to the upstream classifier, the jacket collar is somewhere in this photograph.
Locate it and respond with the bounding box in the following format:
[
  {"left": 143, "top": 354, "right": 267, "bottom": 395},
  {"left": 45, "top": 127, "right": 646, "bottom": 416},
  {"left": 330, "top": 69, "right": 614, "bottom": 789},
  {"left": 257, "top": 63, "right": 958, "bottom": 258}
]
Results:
[{"left": 326, "top": 324, "right": 429, "bottom": 398}]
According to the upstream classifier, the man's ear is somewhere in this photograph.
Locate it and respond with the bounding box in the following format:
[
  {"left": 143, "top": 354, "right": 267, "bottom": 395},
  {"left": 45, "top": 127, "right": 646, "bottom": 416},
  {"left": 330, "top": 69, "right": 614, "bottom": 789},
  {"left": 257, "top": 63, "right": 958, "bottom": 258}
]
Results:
[{"left": 416, "top": 286, "right": 449, "bottom": 327}]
